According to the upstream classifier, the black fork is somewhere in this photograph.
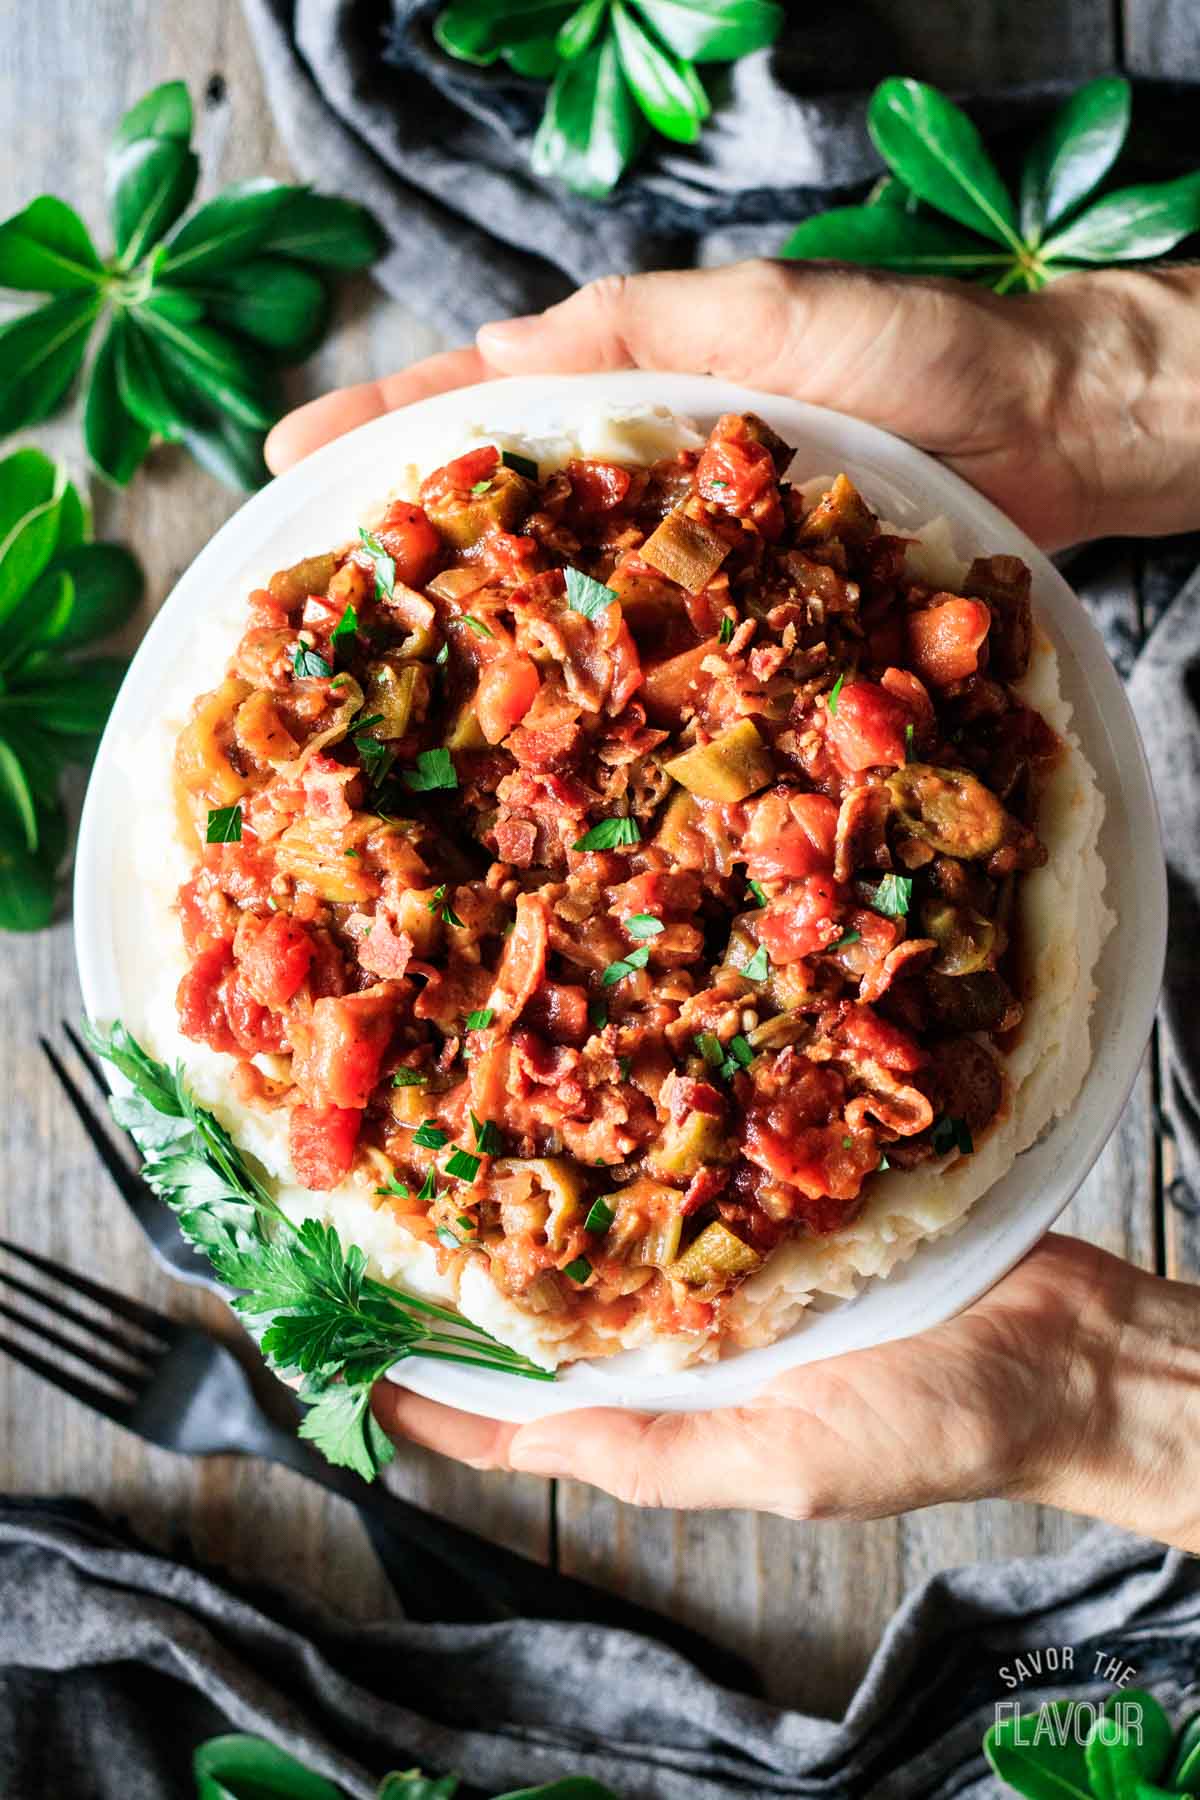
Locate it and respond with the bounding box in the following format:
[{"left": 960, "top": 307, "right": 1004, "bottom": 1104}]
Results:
[{"left": 29, "top": 1025, "right": 758, "bottom": 1690}]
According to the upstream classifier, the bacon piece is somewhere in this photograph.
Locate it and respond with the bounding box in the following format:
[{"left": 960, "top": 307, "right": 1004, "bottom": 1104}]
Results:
[
  {"left": 301, "top": 752, "right": 359, "bottom": 827},
  {"left": 680, "top": 1164, "right": 732, "bottom": 1217},
  {"left": 857, "top": 936, "right": 937, "bottom": 1004},
  {"left": 356, "top": 915, "right": 414, "bottom": 981},
  {"left": 485, "top": 892, "right": 550, "bottom": 1033},
  {"left": 833, "top": 783, "right": 891, "bottom": 884},
  {"left": 494, "top": 817, "right": 538, "bottom": 867}
]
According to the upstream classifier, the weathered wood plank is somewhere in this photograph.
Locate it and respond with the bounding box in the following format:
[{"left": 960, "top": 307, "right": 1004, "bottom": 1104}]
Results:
[{"left": 0, "top": 0, "right": 550, "bottom": 1618}]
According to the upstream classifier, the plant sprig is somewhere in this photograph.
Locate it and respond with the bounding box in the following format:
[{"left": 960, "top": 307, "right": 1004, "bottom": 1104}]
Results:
[
  {"left": 85, "top": 1018, "right": 555, "bottom": 1483},
  {"left": 0, "top": 80, "right": 384, "bottom": 489},
  {"left": 0, "top": 448, "right": 142, "bottom": 929},
  {"left": 984, "top": 1687, "right": 1200, "bottom": 1799},
  {"left": 193, "top": 1734, "right": 621, "bottom": 1800},
  {"left": 782, "top": 75, "right": 1200, "bottom": 291},
  {"left": 434, "top": 0, "right": 783, "bottom": 198}
]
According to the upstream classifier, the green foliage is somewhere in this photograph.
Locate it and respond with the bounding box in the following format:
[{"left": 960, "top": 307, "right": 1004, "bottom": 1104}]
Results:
[
  {"left": 435, "top": 0, "right": 782, "bottom": 195},
  {"left": 0, "top": 81, "right": 384, "bottom": 488},
  {"left": 782, "top": 75, "right": 1200, "bottom": 292},
  {"left": 192, "top": 1735, "right": 622, "bottom": 1800},
  {"left": 86, "top": 1019, "right": 556, "bottom": 1483},
  {"left": 984, "top": 1690, "right": 1200, "bottom": 1800},
  {"left": 0, "top": 450, "right": 142, "bottom": 929}
]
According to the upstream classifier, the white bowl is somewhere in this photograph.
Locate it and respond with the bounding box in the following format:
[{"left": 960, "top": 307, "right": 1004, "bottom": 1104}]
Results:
[{"left": 75, "top": 371, "right": 1166, "bottom": 1424}]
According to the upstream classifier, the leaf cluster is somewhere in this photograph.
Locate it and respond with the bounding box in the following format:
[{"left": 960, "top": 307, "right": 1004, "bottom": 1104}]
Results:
[
  {"left": 194, "top": 1734, "right": 620, "bottom": 1800},
  {"left": 434, "top": 0, "right": 783, "bottom": 197},
  {"left": 985, "top": 1688, "right": 1200, "bottom": 1799},
  {"left": 0, "top": 450, "right": 142, "bottom": 928},
  {"left": 782, "top": 76, "right": 1200, "bottom": 291},
  {"left": 0, "top": 80, "right": 384, "bottom": 489},
  {"left": 86, "top": 1018, "right": 555, "bottom": 1483}
]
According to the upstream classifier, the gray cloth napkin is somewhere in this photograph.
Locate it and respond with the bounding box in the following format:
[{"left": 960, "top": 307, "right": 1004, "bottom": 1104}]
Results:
[{"left": 3, "top": 1498, "right": 1199, "bottom": 1800}]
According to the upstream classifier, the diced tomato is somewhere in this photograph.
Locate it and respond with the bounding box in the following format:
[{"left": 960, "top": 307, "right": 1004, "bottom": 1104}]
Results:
[
  {"left": 421, "top": 446, "right": 499, "bottom": 500},
  {"left": 224, "top": 976, "right": 291, "bottom": 1055},
  {"left": 566, "top": 458, "right": 633, "bottom": 513},
  {"left": 176, "top": 944, "right": 238, "bottom": 1054},
  {"left": 757, "top": 874, "right": 841, "bottom": 963},
  {"left": 233, "top": 911, "right": 314, "bottom": 1008},
  {"left": 290, "top": 1103, "right": 361, "bottom": 1190},
  {"left": 825, "top": 680, "right": 912, "bottom": 772},
  {"left": 476, "top": 652, "right": 541, "bottom": 744},
  {"left": 178, "top": 877, "right": 234, "bottom": 952},
  {"left": 839, "top": 1003, "right": 924, "bottom": 1073},
  {"left": 744, "top": 1064, "right": 875, "bottom": 1201},
  {"left": 742, "top": 788, "right": 838, "bottom": 880},
  {"left": 905, "top": 598, "right": 991, "bottom": 687},
  {"left": 697, "top": 437, "right": 775, "bottom": 513},
  {"left": 378, "top": 499, "right": 443, "bottom": 588},
  {"left": 478, "top": 531, "right": 538, "bottom": 580},
  {"left": 292, "top": 988, "right": 396, "bottom": 1109}
]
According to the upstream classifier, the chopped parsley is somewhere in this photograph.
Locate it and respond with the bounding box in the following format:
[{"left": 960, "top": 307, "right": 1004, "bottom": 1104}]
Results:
[
  {"left": 742, "top": 944, "right": 770, "bottom": 982},
  {"left": 904, "top": 721, "right": 915, "bottom": 761},
  {"left": 464, "top": 1008, "right": 494, "bottom": 1031},
  {"left": 470, "top": 479, "right": 492, "bottom": 496},
  {"left": 827, "top": 671, "right": 845, "bottom": 716},
  {"left": 435, "top": 641, "right": 449, "bottom": 667},
  {"left": 375, "top": 1177, "right": 409, "bottom": 1198},
  {"left": 563, "top": 1255, "right": 592, "bottom": 1284},
  {"left": 878, "top": 1154, "right": 891, "bottom": 1172},
  {"left": 344, "top": 848, "right": 360, "bottom": 858},
  {"left": 469, "top": 1111, "right": 503, "bottom": 1155},
  {"left": 456, "top": 1214, "right": 475, "bottom": 1231},
  {"left": 330, "top": 602, "right": 358, "bottom": 656},
  {"left": 565, "top": 566, "right": 619, "bottom": 622},
  {"left": 718, "top": 614, "right": 735, "bottom": 645},
  {"left": 585, "top": 1198, "right": 614, "bottom": 1234},
  {"left": 874, "top": 872, "right": 914, "bottom": 918},
  {"left": 355, "top": 735, "right": 397, "bottom": 790},
  {"left": 445, "top": 1146, "right": 482, "bottom": 1183},
  {"left": 831, "top": 930, "right": 861, "bottom": 949},
  {"left": 206, "top": 803, "right": 243, "bottom": 844},
  {"left": 709, "top": 478, "right": 730, "bottom": 489},
  {"left": 426, "top": 883, "right": 465, "bottom": 929},
  {"left": 573, "top": 815, "right": 641, "bottom": 852},
  {"left": 402, "top": 748, "right": 458, "bottom": 792},
  {"left": 358, "top": 527, "right": 395, "bottom": 600},
  {"left": 436, "top": 1226, "right": 463, "bottom": 1249},
  {"left": 392, "top": 1068, "right": 427, "bottom": 1088},
  {"left": 746, "top": 879, "right": 768, "bottom": 907},
  {"left": 625, "top": 913, "right": 663, "bottom": 939},
  {"left": 501, "top": 448, "right": 539, "bottom": 480},
  {"left": 617, "top": 1056, "right": 631, "bottom": 1079},
  {"left": 462, "top": 613, "right": 493, "bottom": 638},
  {"left": 413, "top": 1119, "right": 449, "bottom": 1150},
  {"left": 589, "top": 1000, "right": 608, "bottom": 1032},
  {"left": 719, "top": 1034, "right": 755, "bottom": 1082},
  {"left": 601, "top": 943, "right": 651, "bottom": 987},
  {"left": 293, "top": 641, "right": 332, "bottom": 680},
  {"left": 842, "top": 1136, "right": 853, "bottom": 1150},
  {"left": 931, "top": 1115, "right": 974, "bottom": 1157},
  {"left": 694, "top": 1032, "right": 724, "bottom": 1068},
  {"left": 417, "top": 1166, "right": 438, "bottom": 1201}
]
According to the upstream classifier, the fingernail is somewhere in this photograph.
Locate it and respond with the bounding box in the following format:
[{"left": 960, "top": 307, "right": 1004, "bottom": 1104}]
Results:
[
  {"left": 477, "top": 314, "right": 540, "bottom": 350},
  {"left": 508, "top": 1430, "right": 569, "bottom": 1477}
]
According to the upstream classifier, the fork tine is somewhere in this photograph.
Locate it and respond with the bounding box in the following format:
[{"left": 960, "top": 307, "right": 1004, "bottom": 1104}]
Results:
[
  {"left": 39, "top": 1038, "right": 161, "bottom": 1229},
  {"left": 0, "top": 1238, "right": 176, "bottom": 1343},
  {"left": 60, "top": 1020, "right": 112, "bottom": 1100},
  {"left": 0, "top": 1265, "right": 162, "bottom": 1366},
  {"left": 0, "top": 1330, "right": 133, "bottom": 1427},
  {"left": 0, "top": 1296, "right": 147, "bottom": 1394}
]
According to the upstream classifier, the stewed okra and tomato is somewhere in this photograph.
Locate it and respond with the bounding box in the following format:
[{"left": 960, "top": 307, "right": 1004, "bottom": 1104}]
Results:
[{"left": 172, "top": 411, "right": 1056, "bottom": 1342}]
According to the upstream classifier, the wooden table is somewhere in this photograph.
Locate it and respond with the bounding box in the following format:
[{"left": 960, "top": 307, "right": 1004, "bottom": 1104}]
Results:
[{"left": 1, "top": 0, "right": 1193, "bottom": 1720}]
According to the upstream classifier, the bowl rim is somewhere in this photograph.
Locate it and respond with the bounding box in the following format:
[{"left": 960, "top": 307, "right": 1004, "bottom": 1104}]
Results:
[{"left": 74, "top": 369, "right": 1167, "bottom": 1422}]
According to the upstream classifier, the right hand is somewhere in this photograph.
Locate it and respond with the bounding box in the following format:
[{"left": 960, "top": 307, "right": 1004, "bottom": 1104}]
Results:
[{"left": 267, "top": 259, "right": 1200, "bottom": 551}]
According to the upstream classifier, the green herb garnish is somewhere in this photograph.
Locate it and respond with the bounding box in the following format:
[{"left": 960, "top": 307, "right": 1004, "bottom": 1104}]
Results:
[
  {"left": 585, "top": 1198, "right": 614, "bottom": 1235},
  {"left": 742, "top": 944, "right": 769, "bottom": 981},
  {"left": 617, "top": 1055, "right": 631, "bottom": 1079},
  {"left": 694, "top": 1032, "right": 724, "bottom": 1068},
  {"left": 330, "top": 602, "right": 358, "bottom": 657},
  {"left": 904, "top": 721, "right": 915, "bottom": 761},
  {"left": 426, "top": 882, "right": 465, "bottom": 929},
  {"left": 464, "top": 1008, "right": 494, "bottom": 1030},
  {"left": 718, "top": 614, "right": 735, "bottom": 645},
  {"left": 931, "top": 1115, "right": 974, "bottom": 1156},
  {"left": 462, "top": 613, "right": 493, "bottom": 638},
  {"left": 413, "top": 1119, "right": 449, "bottom": 1150},
  {"left": 746, "top": 879, "right": 768, "bottom": 907},
  {"left": 354, "top": 734, "right": 397, "bottom": 790},
  {"left": 827, "top": 671, "right": 845, "bottom": 716},
  {"left": 563, "top": 1255, "right": 593, "bottom": 1284},
  {"left": 501, "top": 448, "right": 538, "bottom": 479},
  {"left": 358, "top": 527, "right": 395, "bottom": 600},
  {"left": 719, "top": 1034, "right": 755, "bottom": 1082},
  {"left": 573, "top": 815, "right": 641, "bottom": 851},
  {"left": 625, "top": 913, "right": 663, "bottom": 939},
  {"left": 831, "top": 930, "right": 861, "bottom": 949},
  {"left": 565, "top": 566, "right": 619, "bottom": 622},
  {"left": 206, "top": 803, "right": 243, "bottom": 844},
  {"left": 391, "top": 1068, "right": 427, "bottom": 1088},
  {"left": 402, "top": 747, "right": 458, "bottom": 792},
  {"left": 417, "top": 1167, "right": 438, "bottom": 1202},
  {"left": 445, "top": 1145, "right": 482, "bottom": 1183},
  {"left": 601, "top": 943, "right": 651, "bottom": 987},
  {"left": 293, "top": 641, "right": 332, "bottom": 680},
  {"left": 469, "top": 478, "right": 492, "bottom": 496},
  {"left": 435, "top": 641, "right": 449, "bottom": 667},
  {"left": 469, "top": 1111, "right": 503, "bottom": 1155},
  {"left": 84, "top": 1019, "right": 553, "bottom": 1483},
  {"left": 375, "top": 1177, "right": 409, "bottom": 1198},
  {"left": 874, "top": 872, "right": 914, "bottom": 918},
  {"left": 589, "top": 1000, "right": 608, "bottom": 1032}
]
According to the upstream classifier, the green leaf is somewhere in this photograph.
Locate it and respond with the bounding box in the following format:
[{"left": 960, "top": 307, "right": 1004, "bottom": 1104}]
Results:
[
  {"left": 177, "top": 411, "right": 268, "bottom": 491},
  {"left": 983, "top": 1701, "right": 1094, "bottom": 1800},
  {"left": 0, "top": 568, "right": 74, "bottom": 673},
  {"left": 436, "top": 0, "right": 577, "bottom": 65},
  {"left": 557, "top": 0, "right": 609, "bottom": 60},
  {"left": 0, "top": 292, "right": 100, "bottom": 434},
  {"left": 136, "top": 309, "right": 276, "bottom": 429},
  {"left": 0, "top": 449, "right": 66, "bottom": 623},
  {"left": 1019, "top": 75, "right": 1131, "bottom": 243},
  {"left": 51, "top": 477, "right": 88, "bottom": 557},
  {"left": 1086, "top": 1691, "right": 1173, "bottom": 1799},
  {"left": 503, "top": 37, "right": 562, "bottom": 76},
  {"left": 611, "top": 0, "right": 707, "bottom": 142},
  {"left": 780, "top": 204, "right": 1009, "bottom": 272},
  {"left": 494, "top": 1783, "right": 623, "bottom": 1799},
  {"left": 84, "top": 317, "right": 151, "bottom": 487},
  {"left": 0, "top": 826, "right": 55, "bottom": 930},
  {"left": 565, "top": 565, "right": 618, "bottom": 620},
  {"left": 112, "top": 79, "right": 193, "bottom": 151},
  {"left": 137, "top": 282, "right": 206, "bottom": 324},
  {"left": 193, "top": 1734, "right": 344, "bottom": 1800},
  {"left": 3, "top": 657, "right": 125, "bottom": 733},
  {"left": 108, "top": 135, "right": 199, "bottom": 267},
  {"left": 532, "top": 36, "right": 642, "bottom": 197},
  {"left": 0, "top": 196, "right": 103, "bottom": 293},
  {"left": 115, "top": 317, "right": 183, "bottom": 439},
  {"left": 574, "top": 814, "right": 640, "bottom": 850},
  {"left": 1041, "top": 171, "right": 1200, "bottom": 263},
  {"left": 378, "top": 1771, "right": 460, "bottom": 1800},
  {"left": 1168, "top": 1714, "right": 1200, "bottom": 1790},
  {"left": 157, "top": 178, "right": 298, "bottom": 278},
  {"left": 628, "top": 0, "right": 781, "bottom": 62},
  {"left": 42, "top": 544, "right": 141, "bottom": 648},
  {"left": 867, "top": 77, "right": 1021, "bottom": 250},
  {"left": 200, "top": 258, "right": 330, "bottom": 356},
  {"left": 253, "top": 191, "right": 386, "bottom": 269},
  {"left": 0, "top": 739, "right": 38, "bottom": 852}
]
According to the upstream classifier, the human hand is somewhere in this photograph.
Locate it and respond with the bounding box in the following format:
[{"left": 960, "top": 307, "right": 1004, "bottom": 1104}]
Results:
[
  {"left": 267, "top": 259, "right": 1200, "bottom": 550},
  {"left": 371, "top": 1235, "right": 1200, "bottom": 1549}
]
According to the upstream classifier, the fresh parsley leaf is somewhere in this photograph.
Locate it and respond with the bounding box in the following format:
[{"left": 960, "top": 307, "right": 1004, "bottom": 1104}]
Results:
[
  {"left": 904, "top": 721, "right": 915, "bottom": 760},
  {"left": 464, "top": 1008, "right": 494, "bottom": 1030},
  {"left": 874, "top": 872, "right": 913, "bottom": 917},
  {"left": 625, "top": 913, "right": 663, "bottom": 939},
  {"left": 742, "top": 944, "right": 770, "bottom": 981},
  {"left": 469, "top": 479, "right": 492, "bottom": 496},
  {"left": 456, "top": 1213, "right": 475, "bottom": 1231},
  {"left": 462, "top": 613, "right": 493, "bottom": 637},
  {"left": 694, "top": 1031, "right": 723, "bottom": 1068},
  {"left": 469, "top": 1110, "right": 503, "bottom": 1155},
  {"left": 391, "top": 1068, "right": 427, "bottom": 1088},
  {"left": 842, "top": 1135, "right": 853, "bottom": 1150},
  {"left": 445, "top": 1145, "right": 482, "bottom": 1182},
  {"left": 359, "top": 527, "right": 395, "bottom": 600},
  {"left": 600, "top": 942, "right": 651, "bottom": 987},
  {"left": 293, "top": 641, "right": 332, "bottom": 679},
  {"left": 435, "top": 641, "right": 449, "bottom": 666},
  {"left": 617, "top": 1055, "right": 631, "bottom": 1079},
  {"left": 718, "top": 613, "right": 734, "bottom": 644},
  {"left": 436, "top": 1225, "right": 463, "bottom": 1248},
  {"left": 719, "top": 1033, "right": 755, "bottom": 1082},
  {"left": 402, "top": 747, "right": 458, "bottom": 792},
  {"left": 206, "top": 802, "right": 242, "bottom": 844},
  {"left": 417, "top": 1167, "right": 438, "bottom": 1202},
  {"left": 878, "top": 1153, "right": 891, "bottom": 1171},
  {"left": 827, "top": 671, "right": 845, "bottom": 715},
  {"left": 330, "top": 601, "right": 358, "bottom": 653},
  {"left": 354, "top": 734, "right": 397, "bottom": 789},
  {"left": 585, "top": 1197, "right": 614, "bottom": 1234},
  {"left": 832, "top": 930, "right": 861, "bottom": 949},
  {"left": 375, "top": 1177, "right": 410, "bottom": 1197},
  {"left": 563, "top": 1255, "right": 592, "bottom": 1284},
  {"left": 746, "top": 879, "right": 768, "bottom": 907},
  {"left": 501, "top": 448, "right": 538, "bottom": 479},
  {"left": 589, "top": 1000, "right": 608, "bottom": 1032},
  {"left": 573, "top": 815, "right": 641, "bottom": 851},
  {"left": 413, "top": 1119, "right": 449, "bottom": 1150},
  {"left": 565, "top": 566, "right": 619, "bottom": 622}
]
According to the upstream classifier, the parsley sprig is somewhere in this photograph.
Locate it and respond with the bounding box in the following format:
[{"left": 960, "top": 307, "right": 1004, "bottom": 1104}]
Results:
[{"left": 84, "top": 1019, "right": 554, "bottom": 1482}]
